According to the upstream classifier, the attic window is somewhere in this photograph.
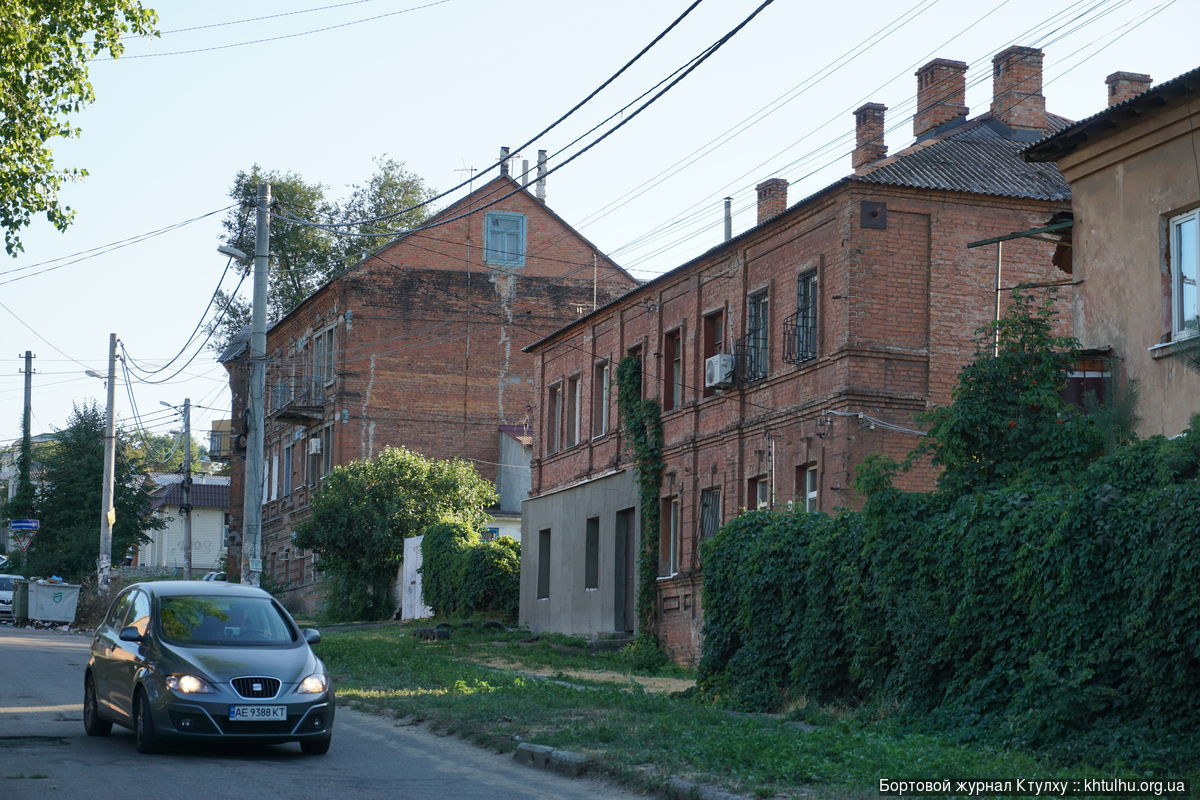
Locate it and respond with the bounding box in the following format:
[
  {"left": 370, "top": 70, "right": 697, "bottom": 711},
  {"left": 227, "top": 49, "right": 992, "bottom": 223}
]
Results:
[{"left": 484, "top": 211, "right": 526, "bottom": 267}]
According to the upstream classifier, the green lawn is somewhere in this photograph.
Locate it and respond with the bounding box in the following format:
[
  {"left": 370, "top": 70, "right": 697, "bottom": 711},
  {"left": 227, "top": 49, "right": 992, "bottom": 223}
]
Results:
[{"left": 315, "top": 623, "right": 1133, "bottom": 799}]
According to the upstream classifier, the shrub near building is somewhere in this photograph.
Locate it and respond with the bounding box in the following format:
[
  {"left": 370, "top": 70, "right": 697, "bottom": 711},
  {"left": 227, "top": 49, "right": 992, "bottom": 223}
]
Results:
[
  {"left": 697, "top": 294, "right": 1200, "bottom": 770},
  {"left": 421, "top": 521, "right": 519, "bottom": 621}
]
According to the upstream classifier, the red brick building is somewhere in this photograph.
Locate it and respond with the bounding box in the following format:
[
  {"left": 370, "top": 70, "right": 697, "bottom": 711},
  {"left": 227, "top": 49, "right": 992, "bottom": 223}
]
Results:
[
  {"left": 520, "top": 47, "right": 1074, "bottom": 663},
  {"left": 219, "top": 165, "right": 636, "bottom": 613}
]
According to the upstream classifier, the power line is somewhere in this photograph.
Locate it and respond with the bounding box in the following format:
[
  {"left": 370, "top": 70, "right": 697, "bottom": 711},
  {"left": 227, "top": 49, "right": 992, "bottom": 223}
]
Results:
[{"left": 95, "top": 0, "right": 454, "bottom": 61}]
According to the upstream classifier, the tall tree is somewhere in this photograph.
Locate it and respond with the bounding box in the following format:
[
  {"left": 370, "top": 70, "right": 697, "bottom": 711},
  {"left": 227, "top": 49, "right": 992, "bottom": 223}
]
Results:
[
  {"left": 26, "top": 403, "right": 163, "bottom": 581},
  {"left": 207, "top": 158, "right": 435, "bottom": 352},
  {"left": 1, "top": 1, "right": 158, "bottom": 255}
]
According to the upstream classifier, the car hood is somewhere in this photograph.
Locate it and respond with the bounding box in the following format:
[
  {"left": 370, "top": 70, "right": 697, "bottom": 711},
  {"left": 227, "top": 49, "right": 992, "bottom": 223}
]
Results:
[{"left": 158, "top": 641, "right": 322, "bottom": 685}]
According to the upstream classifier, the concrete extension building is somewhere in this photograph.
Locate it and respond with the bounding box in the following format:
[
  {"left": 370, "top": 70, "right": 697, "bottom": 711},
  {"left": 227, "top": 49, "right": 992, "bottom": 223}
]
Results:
[
  {"left": 521, "top": 46, "right": 1076, "bottom": 663},
  {"left": 219, "top": 160, "right": 636, "bottom": 614},
  {"left": 1025, "top": 66, "right": 1200, "bottom": 437}
]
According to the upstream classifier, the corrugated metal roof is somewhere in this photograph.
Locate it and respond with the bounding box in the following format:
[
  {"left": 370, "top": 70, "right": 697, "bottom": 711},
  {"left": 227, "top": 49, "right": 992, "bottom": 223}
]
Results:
[
  {"left": 152, "top": 482, "right": 229, "bottom": 509},
  {"left": 857, "top": 115, "right": 1072, "bottom": 201}
]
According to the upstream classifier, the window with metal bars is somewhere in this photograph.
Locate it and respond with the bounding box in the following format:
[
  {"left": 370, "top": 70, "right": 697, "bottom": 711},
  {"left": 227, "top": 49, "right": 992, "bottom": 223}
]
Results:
[{"left": 784, "top": 271, "right": 818, "bottom": 364}]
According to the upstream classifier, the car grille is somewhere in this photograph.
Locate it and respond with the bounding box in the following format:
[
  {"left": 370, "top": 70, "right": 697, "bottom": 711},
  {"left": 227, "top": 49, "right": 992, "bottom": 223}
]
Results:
[{"left": 231, "top": 677, "right": 281, "bottom": 698}]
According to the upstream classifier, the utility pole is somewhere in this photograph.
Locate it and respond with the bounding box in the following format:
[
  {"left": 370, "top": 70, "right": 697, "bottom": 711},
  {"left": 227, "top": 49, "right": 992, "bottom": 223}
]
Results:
[
  {"left": 16, "top": 351, "right": 35, "bottom": 510},
  {"left": 181, "top": 397, "right": 192, "bottom": 581},
  {"left": 241, "top": 183, "right": 270, "bottom": 587},
  {"left": 98, "top": 334, "right": 117, "bottom": 593}
]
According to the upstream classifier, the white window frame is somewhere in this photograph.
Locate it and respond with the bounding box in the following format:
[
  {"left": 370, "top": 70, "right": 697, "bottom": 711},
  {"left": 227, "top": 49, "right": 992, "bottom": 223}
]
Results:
[
  {"left": 659, "top": 496, "right": 680, "bottom": 578},
  {"left": 592, "top": 362, "right": 610, "bottom": 438},
  {"left": 1170, "top": 209, "right": 1199, "bottom": 339},
  {"left": 804, "top": 465, "right": 819, "bottom": 512}
]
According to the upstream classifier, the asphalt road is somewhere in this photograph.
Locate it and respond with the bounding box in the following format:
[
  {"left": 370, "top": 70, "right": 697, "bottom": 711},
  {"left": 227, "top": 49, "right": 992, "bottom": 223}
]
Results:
[{"left": 0, "top": 624, "right": 645, "bottom": 800}]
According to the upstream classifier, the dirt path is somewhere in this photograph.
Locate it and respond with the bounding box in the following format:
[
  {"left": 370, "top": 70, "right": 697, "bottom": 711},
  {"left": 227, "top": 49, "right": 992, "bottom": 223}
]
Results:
[{"left": 469, "top": 657, "right": 695, "bottom": 694}]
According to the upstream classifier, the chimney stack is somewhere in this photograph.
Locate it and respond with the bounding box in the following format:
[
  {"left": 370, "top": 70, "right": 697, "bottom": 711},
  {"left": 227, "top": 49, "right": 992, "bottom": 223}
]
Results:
[
  {"left": 723, "top": 197, "right": 732, "bottom": 242},
  {"left": 535, "top": 149, "right": 547, "bottom": 201},
  {"left": 499, "top": 146, "right": 511, "bottom": 177},
  {"left": 1106, "top": 71, "right": 1152, "bottom": 106},
  {"left": 853, "top": 103, "right": 887, "bottom": 171},
  {"left": 914, "top": 59, "right": 968, "bottom": 138},
  {"left": 755, "top": 178, "right": 788, "bottom": 225},
  {"left": 991, "top": 46, "right": 1046, "bottom": 135}
]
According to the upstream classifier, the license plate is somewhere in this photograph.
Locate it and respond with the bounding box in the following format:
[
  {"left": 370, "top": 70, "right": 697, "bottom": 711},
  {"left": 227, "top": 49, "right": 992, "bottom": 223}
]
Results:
[{"left": 228, "top": 705, "right": 287, "bottom": 721}]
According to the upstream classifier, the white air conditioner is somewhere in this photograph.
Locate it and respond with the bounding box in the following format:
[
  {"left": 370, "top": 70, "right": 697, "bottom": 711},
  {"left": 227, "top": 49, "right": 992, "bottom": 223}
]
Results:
[
  {"left": 308, "top": 438, "right": 323, "bottom": 455},
  {"left": 704, "top": 353, "right": 735, "bottom": 389}
]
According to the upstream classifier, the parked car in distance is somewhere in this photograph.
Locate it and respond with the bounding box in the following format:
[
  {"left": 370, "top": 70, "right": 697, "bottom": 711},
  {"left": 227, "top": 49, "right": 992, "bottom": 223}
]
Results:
[
  {"left": 0, "top": 574, "right": 20, "bottom": 619},
  {"left": 201, "top": 571, "right": 226, "bottom": 582},
  {"left": 84, "top": 580, "right": 333, "bottom": 754}
]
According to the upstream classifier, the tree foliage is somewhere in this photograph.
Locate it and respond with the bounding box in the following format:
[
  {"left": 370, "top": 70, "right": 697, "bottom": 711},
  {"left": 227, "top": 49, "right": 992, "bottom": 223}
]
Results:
[
  {"left": 207, "top": 157, "right": 435, "bottom": 352},
  {"left": 420, "top": 521, "right": 520, "bottom": 620},
  {"left": 912, "top": 289, "right": 1103, "bottom": 495},
  {"left": 293, "top": 446, "right": 496, "bottom": 621},
  {"left": 616, "top": 356, "right": 663, "bottom": 638},
  {"left": 126, "top": 431, "right": 209, "bottom": 474},
  {"left": 0, "top": 0, "right": 158, "bottom": 255},
  {"left": 696, "top": 295, "right": 1200, "bottom": 769},
  {"left": 24, "top": 403, "right": 164, "bottom": 581}
]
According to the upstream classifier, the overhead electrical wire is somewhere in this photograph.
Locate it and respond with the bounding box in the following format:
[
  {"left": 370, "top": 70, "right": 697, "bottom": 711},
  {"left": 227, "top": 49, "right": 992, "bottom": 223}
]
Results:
[
  {"left": 95, "top": 0, "right": 454, "bottom": 61},
  {"left": 277, "top": 0, "right": 778, "bottom": 243}
]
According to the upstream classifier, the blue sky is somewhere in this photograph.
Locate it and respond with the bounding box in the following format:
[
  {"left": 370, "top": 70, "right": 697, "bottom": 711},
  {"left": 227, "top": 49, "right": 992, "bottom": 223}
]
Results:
[{"left": 1, "top": 0, "right": 1196, "bottom": 451}]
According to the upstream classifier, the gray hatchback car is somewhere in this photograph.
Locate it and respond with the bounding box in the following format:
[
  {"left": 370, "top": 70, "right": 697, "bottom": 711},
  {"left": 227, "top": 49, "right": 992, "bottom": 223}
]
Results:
[{"left": 84, "top": 581, "right": 334, "bottom": 754}]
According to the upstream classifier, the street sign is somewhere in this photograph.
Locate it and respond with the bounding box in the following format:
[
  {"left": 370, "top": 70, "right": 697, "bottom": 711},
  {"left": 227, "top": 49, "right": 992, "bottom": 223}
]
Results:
[
  {"left": 13, "top": 530, "right": 37, "bottom": 551},
  {"left": 10, "top": 519, "right": 39, "bottom": 531}
]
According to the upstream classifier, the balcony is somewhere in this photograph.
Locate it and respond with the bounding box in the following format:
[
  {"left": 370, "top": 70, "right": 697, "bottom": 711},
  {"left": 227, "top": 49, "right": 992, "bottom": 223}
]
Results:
[
  {"left": 268, "top": 376, "right": 328, "bottom": 425},
  {"left": 208, "top": 420, "right": 235, "bottom": 462},
  {"left": 735, "top": 332, "right": 768, "bottom": 384},
  {"left": 783, "top": 309, "right": 818, "bottom": 365}
]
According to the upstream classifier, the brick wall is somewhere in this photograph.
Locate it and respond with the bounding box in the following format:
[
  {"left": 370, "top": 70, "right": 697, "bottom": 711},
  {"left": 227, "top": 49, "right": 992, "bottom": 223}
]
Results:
[
  {"left": 530, "top": 180, "right": 1069, "bottom": 662},
  {"left": 227, "top": 177, "right": 637, "bottom": 608}
]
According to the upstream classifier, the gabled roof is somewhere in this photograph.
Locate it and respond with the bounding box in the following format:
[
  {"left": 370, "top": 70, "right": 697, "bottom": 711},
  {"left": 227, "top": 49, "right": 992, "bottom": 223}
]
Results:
[
  {"left": 858, "top": 114, "right": 1073, "bottom": 201},
  {"left": 1024, "top": 66, "right": 1200, "bottom": 162},
  {"left": 151, "top": 481, "right": 229, "bottom": 510}
]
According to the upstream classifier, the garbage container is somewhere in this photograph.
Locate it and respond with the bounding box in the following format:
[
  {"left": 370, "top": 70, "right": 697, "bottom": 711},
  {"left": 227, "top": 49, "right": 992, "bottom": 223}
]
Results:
[
  {"left": 12, "top": 579, "right": 29, "bottom": 626},
  {"left": 28, "top": 580, "right": 81, "bottom": 624}
]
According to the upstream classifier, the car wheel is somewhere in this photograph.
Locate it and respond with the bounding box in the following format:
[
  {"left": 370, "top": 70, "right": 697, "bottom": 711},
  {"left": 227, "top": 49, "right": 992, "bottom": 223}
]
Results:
[
  {"left": 133, "top": 689, "right": 162, "bottom": 754},
  {"left": 83, "top": 675, "right": 112, "bottom": 737},
  {"left": 300, "top": 735, "right": 331, "bottom": 755}
]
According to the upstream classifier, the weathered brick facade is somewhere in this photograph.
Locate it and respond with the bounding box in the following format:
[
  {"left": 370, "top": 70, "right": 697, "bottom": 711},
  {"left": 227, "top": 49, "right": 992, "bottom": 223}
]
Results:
[
  {"left": 222, "top": 174, "right": 636, "bottom": 613},
  {"left": 521, "top": 48, "right": 1075, "bottom": 664}
]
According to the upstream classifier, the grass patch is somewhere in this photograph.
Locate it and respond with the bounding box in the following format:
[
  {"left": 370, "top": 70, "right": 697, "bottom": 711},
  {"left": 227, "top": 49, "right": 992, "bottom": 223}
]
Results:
[{"left": 315, "top": 622, "right": 1138, "bottom": 798}]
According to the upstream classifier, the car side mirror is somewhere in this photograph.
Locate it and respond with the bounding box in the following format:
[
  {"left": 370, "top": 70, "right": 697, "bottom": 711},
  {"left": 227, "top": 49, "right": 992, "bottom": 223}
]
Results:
[
  {"left": 118, "top": 626, "right": 145, "bottom": 643},
  {"left": 302, "top": 628, "right": 321, "bottom": 645}
]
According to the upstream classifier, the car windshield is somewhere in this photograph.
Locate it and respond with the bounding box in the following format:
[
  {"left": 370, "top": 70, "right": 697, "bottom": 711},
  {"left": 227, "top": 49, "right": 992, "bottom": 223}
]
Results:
[
  {"left": 0, "top": 576, "right": 14, "bottom": 591},
  {"left": 158, "top": 595, "right": 296, "bottom": 646}
]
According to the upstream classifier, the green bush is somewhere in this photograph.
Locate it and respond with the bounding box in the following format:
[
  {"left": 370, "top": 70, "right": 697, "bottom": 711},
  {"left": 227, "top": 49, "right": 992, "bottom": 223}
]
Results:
[
  {"left": 420, "top": 522, "right": 519, "bottom": 621},
  {"left": 698, "top": 295, "right": 1200, "bottom": 769},
  {"left": 697, "top": 425, "right": 1200, "bottom": 768}
]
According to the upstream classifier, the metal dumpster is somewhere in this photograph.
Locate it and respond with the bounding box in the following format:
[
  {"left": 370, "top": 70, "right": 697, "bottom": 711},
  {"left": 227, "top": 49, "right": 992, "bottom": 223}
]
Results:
[
  {"left": 28, "top": 580, "right": 80, "bottom": 624},
  {"left": 12, "top": 579, "right": 29, "bottom": 625}
]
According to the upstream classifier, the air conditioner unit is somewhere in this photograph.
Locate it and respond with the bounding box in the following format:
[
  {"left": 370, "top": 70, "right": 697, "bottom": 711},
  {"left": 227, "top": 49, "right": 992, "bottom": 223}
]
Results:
[
  {"left": 308, "top": 438, "right": 323, "bottom": 455},
  {"left": 705, "top": 353, "right": 735, "bottom": 389}
]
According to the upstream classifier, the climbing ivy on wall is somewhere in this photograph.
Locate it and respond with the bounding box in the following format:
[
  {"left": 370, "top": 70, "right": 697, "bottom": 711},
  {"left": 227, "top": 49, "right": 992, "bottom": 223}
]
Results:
[{"left": 616, "top": 355, "right": 664, "bottom": 637}]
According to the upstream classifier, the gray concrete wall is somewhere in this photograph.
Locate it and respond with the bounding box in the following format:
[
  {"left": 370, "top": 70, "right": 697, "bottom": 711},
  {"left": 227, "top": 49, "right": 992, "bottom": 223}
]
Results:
[
  {"left": 520, "top": 469, "right": 638, "bottom": 636},
  {"left": 499, "top": 435, "right": 532, "bottom": 515}
]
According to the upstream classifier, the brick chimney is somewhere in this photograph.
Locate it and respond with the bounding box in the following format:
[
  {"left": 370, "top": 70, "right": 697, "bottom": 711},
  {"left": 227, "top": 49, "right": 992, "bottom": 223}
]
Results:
[
  {"left": 756, "top": 178, "right": 788, "bottom": 224},
  {"left": 853, "top": 103, "right": 887, "bottom": 171},
  {"left": 1105, "top": 71, "right": 1152, "bottom": 106},
  {"left": 914, "top": 59, "right": 968, "bottom": 138},
  {"left": 991, "top": 46, "right": 1045, "bottom": 135}
]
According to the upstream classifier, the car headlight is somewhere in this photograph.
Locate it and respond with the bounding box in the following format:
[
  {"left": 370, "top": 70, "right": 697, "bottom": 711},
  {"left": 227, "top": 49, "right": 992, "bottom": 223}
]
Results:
[
  {"left": 296, "top": 673, "right": 328, "bottom": 694},
  {"left": 166, "top": 674, "right": 217, "bottom": 694}
]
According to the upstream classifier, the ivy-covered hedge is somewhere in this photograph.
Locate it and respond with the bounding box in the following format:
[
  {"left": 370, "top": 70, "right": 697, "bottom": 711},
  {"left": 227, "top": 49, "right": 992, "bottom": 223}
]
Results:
[
  {"left": 420, "top": 521, "right": 520, "bottom": 620},
  {"left": 697, "top": 425, "right": 1200, "bottom": 766}
]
